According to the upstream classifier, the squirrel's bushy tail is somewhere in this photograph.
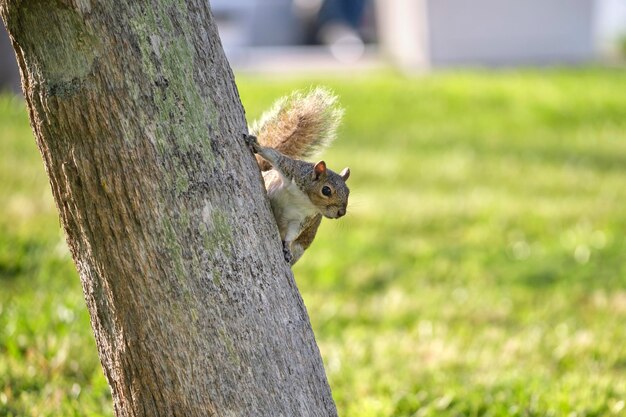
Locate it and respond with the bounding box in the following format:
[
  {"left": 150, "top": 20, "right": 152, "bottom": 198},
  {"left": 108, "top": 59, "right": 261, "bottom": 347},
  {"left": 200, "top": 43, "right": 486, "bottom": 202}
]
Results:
[{"left": 250, "top": 87, "right": 343, "bottom": 171}]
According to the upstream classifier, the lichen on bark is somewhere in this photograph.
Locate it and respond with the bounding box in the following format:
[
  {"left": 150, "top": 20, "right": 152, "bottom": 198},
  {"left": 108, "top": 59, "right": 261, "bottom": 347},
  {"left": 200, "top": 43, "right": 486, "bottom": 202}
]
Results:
[
  {"left": 8, "top": 1, "right": 99, "bottom": 96},
  {"left": 129, "top": 0, "right": 216, "bottom": 158}
]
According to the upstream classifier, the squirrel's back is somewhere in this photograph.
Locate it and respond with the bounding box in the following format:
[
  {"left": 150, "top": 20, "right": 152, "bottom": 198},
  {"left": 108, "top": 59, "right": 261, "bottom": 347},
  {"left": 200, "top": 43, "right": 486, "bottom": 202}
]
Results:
[{"left": 250, "top": 87, "right": 343, "bottom": 171}]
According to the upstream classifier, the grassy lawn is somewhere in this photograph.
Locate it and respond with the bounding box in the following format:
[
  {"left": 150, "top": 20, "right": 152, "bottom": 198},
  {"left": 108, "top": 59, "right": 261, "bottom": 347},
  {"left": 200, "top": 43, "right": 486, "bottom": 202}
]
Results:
[{"left": 2, "top": 68, "right": 626, "bottom": 416}]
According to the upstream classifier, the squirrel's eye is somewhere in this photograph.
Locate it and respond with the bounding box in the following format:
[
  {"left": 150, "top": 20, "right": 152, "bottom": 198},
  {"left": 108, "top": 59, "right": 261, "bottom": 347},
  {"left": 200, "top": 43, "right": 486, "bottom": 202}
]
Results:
[{"left": 322, "top": 186, "right": 332, "bottom": 197}]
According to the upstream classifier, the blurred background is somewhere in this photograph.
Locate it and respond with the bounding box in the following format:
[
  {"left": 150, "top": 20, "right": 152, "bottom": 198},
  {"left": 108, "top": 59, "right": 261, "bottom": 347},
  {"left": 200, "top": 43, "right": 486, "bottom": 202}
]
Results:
[
  {"left": 2, "top": 0, "right": 626, "bottom": 86},
  {"left": 2, "top": 1, "right": 626, "bottom": 416}
]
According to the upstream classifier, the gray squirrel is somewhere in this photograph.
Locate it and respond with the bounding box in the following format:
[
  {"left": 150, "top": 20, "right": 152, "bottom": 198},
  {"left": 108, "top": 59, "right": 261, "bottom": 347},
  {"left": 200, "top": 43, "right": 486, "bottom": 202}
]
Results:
[{"left": 244, "top": 88, "right": 350, "bottom": 264}]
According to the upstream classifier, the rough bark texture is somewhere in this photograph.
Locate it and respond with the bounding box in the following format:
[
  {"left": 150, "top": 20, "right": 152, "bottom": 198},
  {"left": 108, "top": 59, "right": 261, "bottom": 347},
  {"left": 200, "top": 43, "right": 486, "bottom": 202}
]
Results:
[{"left": 0, "top": 1, "right": 337, "bottom": 416}]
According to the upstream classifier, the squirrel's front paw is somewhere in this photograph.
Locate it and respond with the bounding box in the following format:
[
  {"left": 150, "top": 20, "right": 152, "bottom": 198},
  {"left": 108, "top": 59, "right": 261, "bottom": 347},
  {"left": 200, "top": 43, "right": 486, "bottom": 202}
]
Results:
[
  {"left": 282, "top": 241, "right": 293, "bottom": 264},
  {"left": 243, "top": 134, "right": 260, "bottom": 153}
]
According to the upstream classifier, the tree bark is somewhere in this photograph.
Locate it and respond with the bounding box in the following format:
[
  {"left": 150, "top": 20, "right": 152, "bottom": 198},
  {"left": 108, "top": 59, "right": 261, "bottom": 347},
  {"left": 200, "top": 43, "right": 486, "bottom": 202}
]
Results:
[{"left": 0, "top": 1, "right": 337, "bottom": 416}]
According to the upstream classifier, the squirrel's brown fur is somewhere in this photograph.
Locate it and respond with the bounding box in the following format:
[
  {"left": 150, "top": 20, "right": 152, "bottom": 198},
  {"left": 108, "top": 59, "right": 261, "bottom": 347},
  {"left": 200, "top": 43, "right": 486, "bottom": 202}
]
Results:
[
  {"left": 244, "top": 134, "right": 350, "bottom": 265},
  {"left": 250, "top": 87, "right": 343, "bottom": 170},
  {"left": 245, "top": 87, "right": 349, "bottom": 265}
]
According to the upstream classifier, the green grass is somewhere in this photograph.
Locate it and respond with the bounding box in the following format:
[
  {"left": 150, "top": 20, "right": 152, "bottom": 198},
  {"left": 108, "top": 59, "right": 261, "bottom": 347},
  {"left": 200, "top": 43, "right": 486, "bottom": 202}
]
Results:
[{"left": 2, "top": 68, "right": 626, "bottom": 416}]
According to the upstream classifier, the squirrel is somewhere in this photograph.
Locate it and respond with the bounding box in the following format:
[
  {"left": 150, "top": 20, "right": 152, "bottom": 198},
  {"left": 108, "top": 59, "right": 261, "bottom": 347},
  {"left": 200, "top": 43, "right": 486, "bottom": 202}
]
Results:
[{"left": 244, "top": 87, "right": 350, "bottom": 265}]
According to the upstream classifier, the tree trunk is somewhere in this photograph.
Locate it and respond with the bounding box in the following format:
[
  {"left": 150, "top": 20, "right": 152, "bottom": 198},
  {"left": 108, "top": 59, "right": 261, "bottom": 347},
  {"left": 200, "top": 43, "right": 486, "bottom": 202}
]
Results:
[{"left": 0, "top": 1, "right": 337, "bottom": 416}]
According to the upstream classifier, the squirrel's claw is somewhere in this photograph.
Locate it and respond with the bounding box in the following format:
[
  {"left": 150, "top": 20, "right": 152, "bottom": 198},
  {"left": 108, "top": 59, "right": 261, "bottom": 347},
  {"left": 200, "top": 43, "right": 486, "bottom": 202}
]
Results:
[
  {"left": 282, "top": 241, "right": 293, "bottom": 264},
  {"left": 243, "top": 133, "right": 260, "bottom": 153}
]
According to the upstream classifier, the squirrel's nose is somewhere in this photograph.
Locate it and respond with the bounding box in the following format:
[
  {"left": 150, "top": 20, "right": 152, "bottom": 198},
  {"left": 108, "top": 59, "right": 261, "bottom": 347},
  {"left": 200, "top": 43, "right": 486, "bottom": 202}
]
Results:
[{"left": 337, "top": 208, "right": 346, "bottom": 218}]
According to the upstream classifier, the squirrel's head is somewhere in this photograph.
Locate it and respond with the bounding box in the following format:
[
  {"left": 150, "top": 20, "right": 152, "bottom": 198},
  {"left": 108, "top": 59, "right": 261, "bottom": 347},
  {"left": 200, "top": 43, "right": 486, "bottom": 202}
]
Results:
[{"left": 306, "top": 161, "right": 350, "bottom": 219}]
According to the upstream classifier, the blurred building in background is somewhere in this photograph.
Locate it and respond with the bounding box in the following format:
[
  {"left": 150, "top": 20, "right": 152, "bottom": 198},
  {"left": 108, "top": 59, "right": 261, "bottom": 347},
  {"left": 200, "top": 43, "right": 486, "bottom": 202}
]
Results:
[
  {"left": 378, "top": 0, "right": 626, "bottom": 70},
  {"left": 214, "top": 0, "right": 626, "bottom": 71},
  {"left": 0, "top": 24, "right": 21, "bottom": 94},
  {"left": 1, "top": 0, "right": 626, "bottom": 92}
]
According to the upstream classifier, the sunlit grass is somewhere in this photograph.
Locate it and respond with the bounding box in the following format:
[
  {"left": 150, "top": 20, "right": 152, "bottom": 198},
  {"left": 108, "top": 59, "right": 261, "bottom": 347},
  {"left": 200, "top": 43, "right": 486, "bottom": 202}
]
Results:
[{"left": 2, "top": 68, "right": 626, "bottom": 416}]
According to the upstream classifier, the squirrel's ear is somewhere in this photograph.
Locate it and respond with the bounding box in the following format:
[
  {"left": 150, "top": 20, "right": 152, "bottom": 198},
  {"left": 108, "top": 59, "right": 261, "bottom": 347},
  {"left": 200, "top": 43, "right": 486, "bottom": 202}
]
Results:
[
  {"left": 313, "top": 161, "right": 327, "bottom": 179},
  {"left": 340, "top": 167, "right": 350, "bottom": 181}
]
